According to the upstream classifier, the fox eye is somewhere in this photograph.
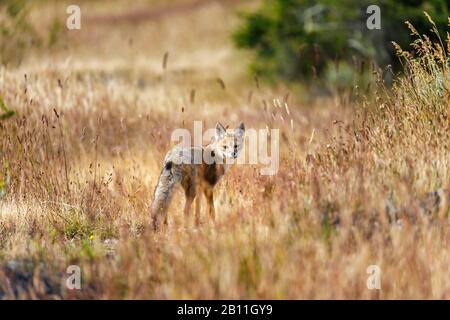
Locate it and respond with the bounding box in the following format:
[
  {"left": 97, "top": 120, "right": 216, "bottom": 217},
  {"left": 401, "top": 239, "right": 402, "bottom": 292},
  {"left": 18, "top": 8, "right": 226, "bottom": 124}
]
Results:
[{"left": 223, "top": 146, "right": 228, "bottom": 150}]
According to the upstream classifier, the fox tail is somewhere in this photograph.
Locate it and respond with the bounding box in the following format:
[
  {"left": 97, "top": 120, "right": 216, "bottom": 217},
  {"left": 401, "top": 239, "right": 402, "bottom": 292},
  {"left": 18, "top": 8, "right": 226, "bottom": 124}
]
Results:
[{"left": 150, "top": 161, "right": 177, "bottom": 230}]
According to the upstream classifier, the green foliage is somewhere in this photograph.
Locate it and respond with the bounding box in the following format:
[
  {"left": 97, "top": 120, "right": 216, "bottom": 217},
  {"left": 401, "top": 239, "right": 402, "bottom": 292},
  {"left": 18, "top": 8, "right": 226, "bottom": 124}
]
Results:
[
  {"left": 48, "top": 17, "right": 63, "bottom": 48},
  {"left": 0, "top": 158, "right": 10, "bottom": 199},
  {"left": 63, "top": 208, "right": 94, "bottom": 240},
  {"left": 0, "top": 0, "right": 42, "bottom": 65},
  {"left": 0, "top": 1, "right": 64, "bottom": 65},
  {"left": 0, "top": 96, "right": 15, "bottom": 120},
  {"left": 233, "top": 0, "right": 449, "bottom": 83},
  {"left": 0, "top": 96, "right": 14, "bottom": 198},
  {"left": 4, "top": 0, "right": 26, "bottom": 17}
]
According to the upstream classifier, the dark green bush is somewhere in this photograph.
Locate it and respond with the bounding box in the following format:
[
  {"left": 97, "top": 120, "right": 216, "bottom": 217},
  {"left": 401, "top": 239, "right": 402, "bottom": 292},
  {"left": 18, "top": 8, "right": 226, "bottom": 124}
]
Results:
[{"left": 233, "top": 0, "right": 449, "bottom": 84}]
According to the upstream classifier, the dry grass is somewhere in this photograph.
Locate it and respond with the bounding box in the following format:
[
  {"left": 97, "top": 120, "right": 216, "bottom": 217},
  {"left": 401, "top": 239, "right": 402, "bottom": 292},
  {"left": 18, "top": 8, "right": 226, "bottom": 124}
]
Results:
[{"left": 0, "top": 1, "right": 449, "bottom": 299}]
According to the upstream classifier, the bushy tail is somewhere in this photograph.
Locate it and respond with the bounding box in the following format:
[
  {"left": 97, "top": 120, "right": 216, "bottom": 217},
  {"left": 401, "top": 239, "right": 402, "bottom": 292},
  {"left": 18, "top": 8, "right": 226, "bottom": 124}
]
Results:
[{"left": 150, "top": 161, "right": 176, "bottom": 230}]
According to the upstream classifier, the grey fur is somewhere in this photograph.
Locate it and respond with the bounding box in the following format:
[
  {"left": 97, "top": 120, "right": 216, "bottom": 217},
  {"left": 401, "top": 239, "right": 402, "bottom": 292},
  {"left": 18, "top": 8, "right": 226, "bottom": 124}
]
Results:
[{"left": 150, "top": 123, "right": 245, "bottom": 230}]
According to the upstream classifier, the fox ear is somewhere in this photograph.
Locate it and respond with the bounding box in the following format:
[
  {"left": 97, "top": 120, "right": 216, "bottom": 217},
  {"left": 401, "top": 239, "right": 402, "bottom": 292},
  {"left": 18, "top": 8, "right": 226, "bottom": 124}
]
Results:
[
  {"left": 215, "top": 122, "right": 226, "bottom": 139},
  {"left": 237, "top": 122, "right": 245, "bottom": 138}
]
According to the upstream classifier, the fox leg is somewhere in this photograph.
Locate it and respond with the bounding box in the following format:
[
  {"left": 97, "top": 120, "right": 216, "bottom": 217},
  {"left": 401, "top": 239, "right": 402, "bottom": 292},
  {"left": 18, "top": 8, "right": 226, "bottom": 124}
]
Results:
[
  {"left": 181, "top": 174, "right": 197, "bottom": 224},
  {"left": 203, "top": 187, "right": 216, "bottom": 220},
  {"left": 194, "top": 190, "right": 202, "bottom": 225},
  {"left": 183, "top": 192, "right": 195, "bottom": 217}
]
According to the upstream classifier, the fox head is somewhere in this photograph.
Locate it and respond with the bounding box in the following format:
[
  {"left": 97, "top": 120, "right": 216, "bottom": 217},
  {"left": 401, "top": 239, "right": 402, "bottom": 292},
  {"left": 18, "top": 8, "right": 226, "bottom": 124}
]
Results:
[{"left": 212, "top": 122, "right": 245, "bottom": 160}]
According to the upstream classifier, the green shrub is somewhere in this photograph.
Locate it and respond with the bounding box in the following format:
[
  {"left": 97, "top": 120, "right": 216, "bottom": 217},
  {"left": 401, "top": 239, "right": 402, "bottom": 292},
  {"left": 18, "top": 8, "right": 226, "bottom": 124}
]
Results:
[{"left": 233, "top": 0, "right": 449, "bottom": 84}]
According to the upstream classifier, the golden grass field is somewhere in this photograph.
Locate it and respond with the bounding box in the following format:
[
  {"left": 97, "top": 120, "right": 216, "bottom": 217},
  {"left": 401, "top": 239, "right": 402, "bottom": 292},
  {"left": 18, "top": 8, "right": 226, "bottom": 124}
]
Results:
[{"left": 0, "top": 0, "right": 449, "bottom": 299}]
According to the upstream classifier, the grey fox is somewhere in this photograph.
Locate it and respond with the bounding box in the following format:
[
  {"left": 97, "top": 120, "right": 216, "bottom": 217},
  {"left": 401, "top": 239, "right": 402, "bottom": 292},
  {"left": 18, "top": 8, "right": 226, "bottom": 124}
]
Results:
[{"left": 150, "top": 122, "right": 245, "bottom": 230}]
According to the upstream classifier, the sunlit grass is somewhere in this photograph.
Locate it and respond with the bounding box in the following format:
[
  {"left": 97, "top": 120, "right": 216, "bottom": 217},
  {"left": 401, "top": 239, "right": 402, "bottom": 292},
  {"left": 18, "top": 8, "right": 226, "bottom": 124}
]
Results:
[{"left": 0, "top": 1, "right": 449, "bottom": 299}]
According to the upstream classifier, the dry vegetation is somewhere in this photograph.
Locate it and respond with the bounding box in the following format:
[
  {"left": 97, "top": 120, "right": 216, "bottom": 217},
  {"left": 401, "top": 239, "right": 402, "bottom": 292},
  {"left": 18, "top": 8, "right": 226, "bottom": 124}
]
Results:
[{"left": 0, "top": 1, "right": 449, "bottom": 299}]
